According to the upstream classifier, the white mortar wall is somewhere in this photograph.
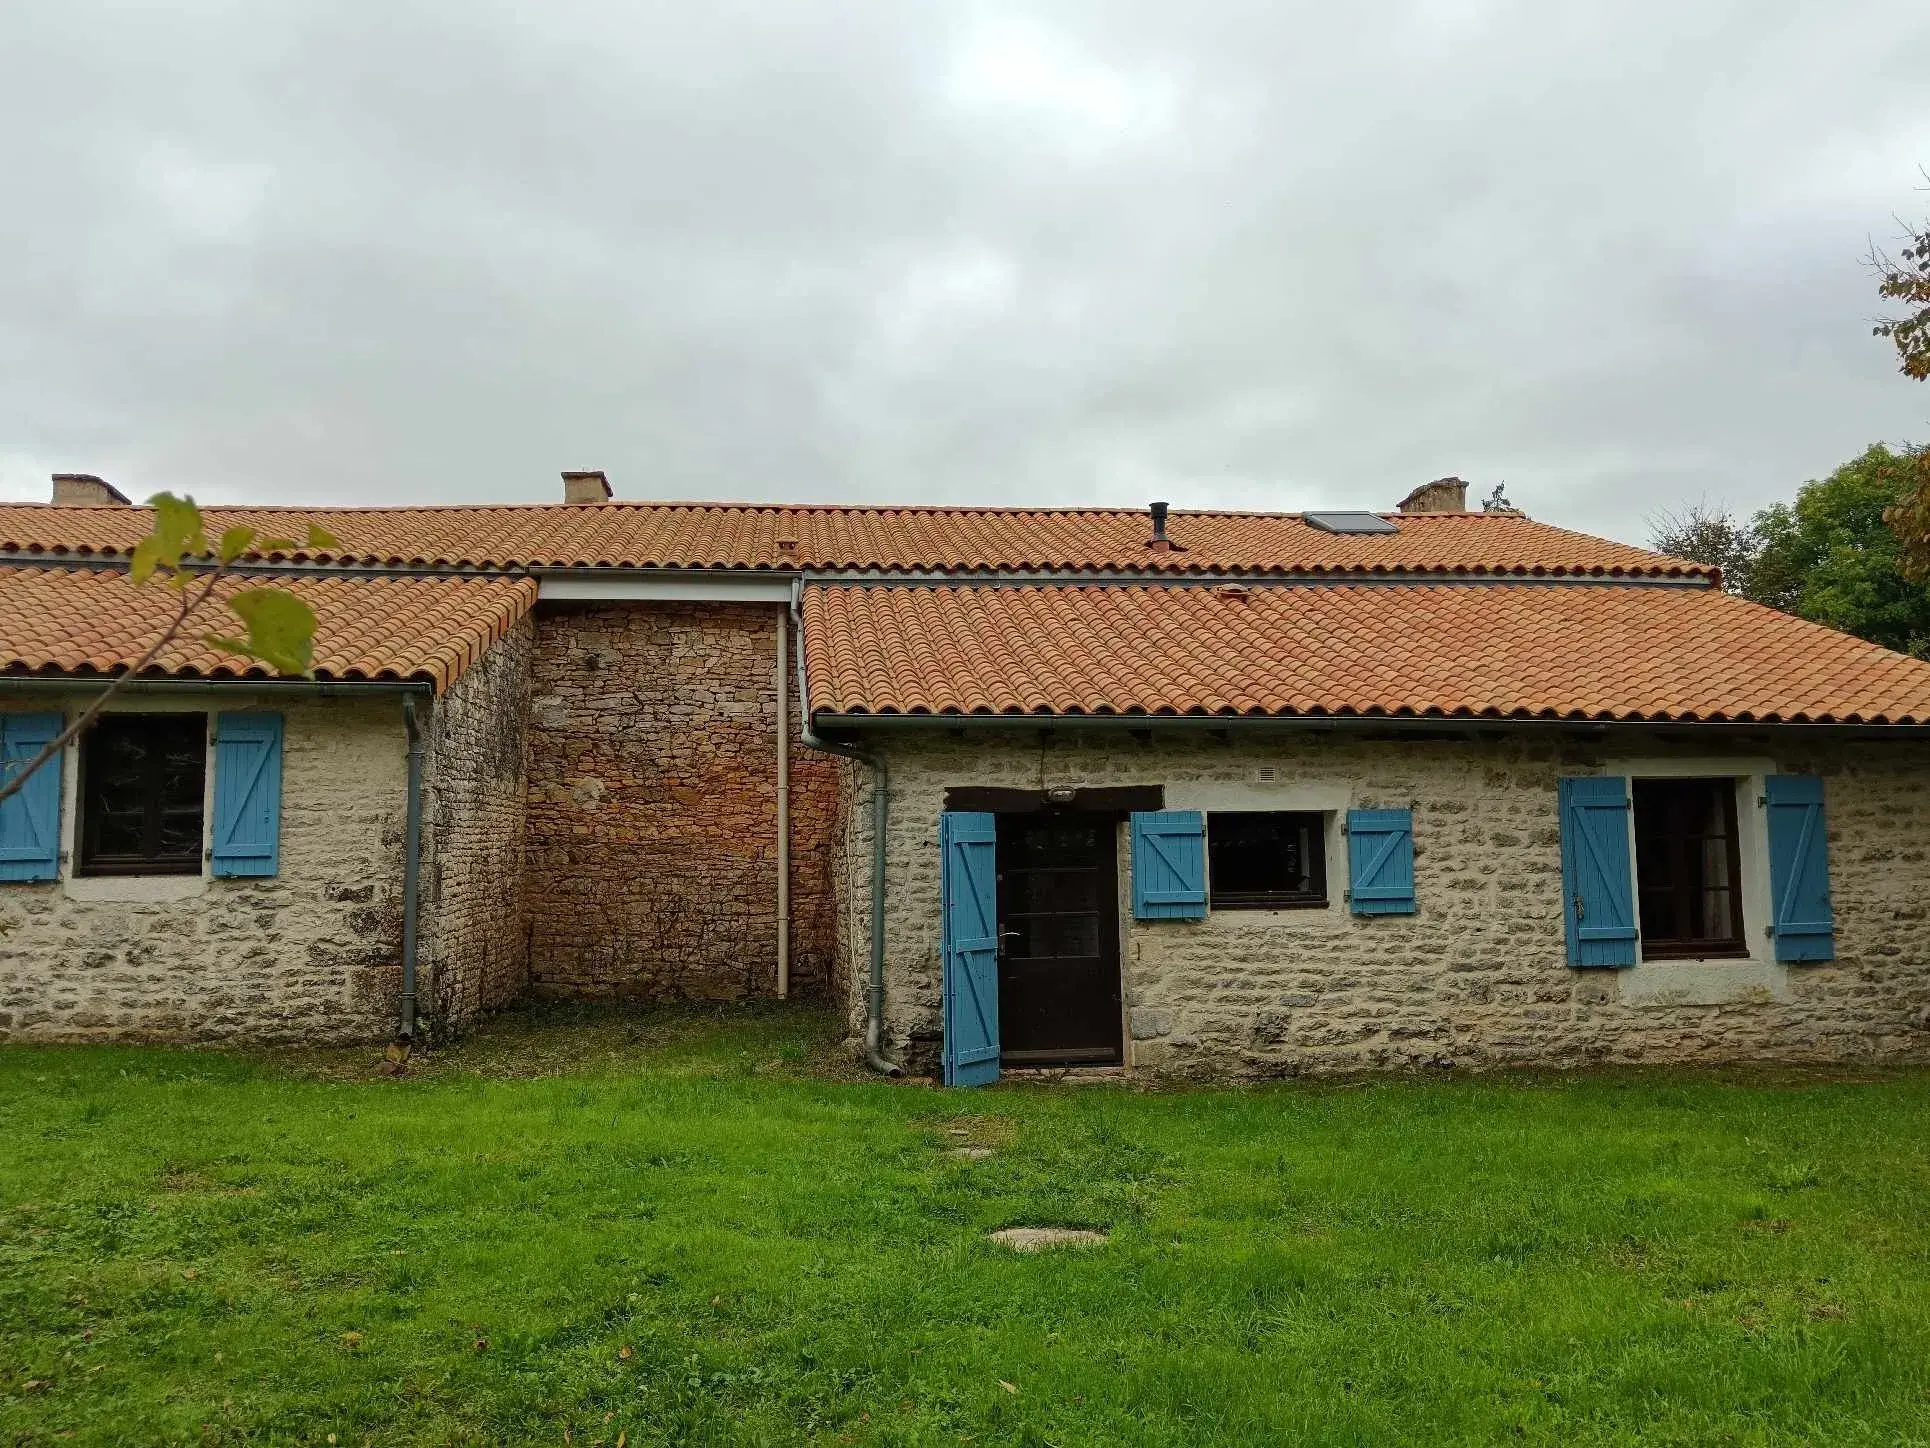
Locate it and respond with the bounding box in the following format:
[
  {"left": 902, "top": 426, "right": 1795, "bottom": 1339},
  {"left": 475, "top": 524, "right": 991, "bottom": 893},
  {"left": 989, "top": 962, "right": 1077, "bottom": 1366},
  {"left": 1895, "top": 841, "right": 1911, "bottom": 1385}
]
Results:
[
  {"left": 0, "top": 692, "right": 411, "bottom": 1044},
  {"left": 834, "top": 729, "right": 1930, "bottom": 1078}
]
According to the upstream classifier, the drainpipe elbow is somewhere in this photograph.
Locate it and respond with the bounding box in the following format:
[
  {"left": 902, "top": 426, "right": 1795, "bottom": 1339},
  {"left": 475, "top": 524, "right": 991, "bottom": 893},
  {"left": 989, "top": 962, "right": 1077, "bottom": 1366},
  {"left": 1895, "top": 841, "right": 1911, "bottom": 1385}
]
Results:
[{"left": 864, "top": 984, "right": 902, "bottom": 1078}]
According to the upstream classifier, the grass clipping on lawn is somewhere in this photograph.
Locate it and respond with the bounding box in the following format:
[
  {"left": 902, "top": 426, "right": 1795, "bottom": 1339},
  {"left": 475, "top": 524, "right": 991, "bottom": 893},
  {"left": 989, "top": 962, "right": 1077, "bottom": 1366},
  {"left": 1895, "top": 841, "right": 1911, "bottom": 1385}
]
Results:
[{"left": 1, "top": 1003, "right": 1927, "bottom": 1446}]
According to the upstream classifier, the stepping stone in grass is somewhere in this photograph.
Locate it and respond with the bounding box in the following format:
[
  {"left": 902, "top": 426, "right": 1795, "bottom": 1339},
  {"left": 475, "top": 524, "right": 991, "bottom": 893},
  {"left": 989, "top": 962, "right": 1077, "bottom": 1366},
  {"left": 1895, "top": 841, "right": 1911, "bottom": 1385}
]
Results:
[
  {"left": 987, "top": 1227, "right": 1108, "bottom": 1252},
  {"left": 948, "top": 1146, "right": 994, "bottom": 1160}
]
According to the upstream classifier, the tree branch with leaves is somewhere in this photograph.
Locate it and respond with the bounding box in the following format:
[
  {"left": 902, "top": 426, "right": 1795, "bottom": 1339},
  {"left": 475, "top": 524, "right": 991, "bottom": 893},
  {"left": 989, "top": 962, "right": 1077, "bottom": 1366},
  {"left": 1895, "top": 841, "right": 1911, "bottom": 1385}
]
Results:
[
  {"left": 1871, "top": 211, "right": 1930, "bottom": 383},
  {"left": 0, "top": 494, "right": 336, "bottom": 806},
  {"left": 1869, "top": 175, "right": 1930, "bottom": 579}
]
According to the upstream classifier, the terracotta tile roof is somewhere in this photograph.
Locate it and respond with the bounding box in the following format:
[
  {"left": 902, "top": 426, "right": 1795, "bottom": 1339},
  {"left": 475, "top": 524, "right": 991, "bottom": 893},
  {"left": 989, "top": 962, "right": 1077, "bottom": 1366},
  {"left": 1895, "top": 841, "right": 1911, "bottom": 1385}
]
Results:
[
  {"left": 0, "top": 501, "right": 1705, "bottom": 579},
  {"left": 0, "top": 566, "right": 536, "bottom": 693},
  {"left": 802, "top": 581, "right": 1930, "bottom": 725}
]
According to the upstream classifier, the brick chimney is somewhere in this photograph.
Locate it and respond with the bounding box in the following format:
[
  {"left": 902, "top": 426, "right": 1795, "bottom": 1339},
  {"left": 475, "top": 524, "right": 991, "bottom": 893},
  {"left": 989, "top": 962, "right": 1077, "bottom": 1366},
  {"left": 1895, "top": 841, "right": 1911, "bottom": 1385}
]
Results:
[
  {"left": 1396, "top": 477, "right": 1469, "bottom": 514},
  {"left": 51, "top": 473, "right": 131, "bottom": 506},
  {"left": 562, "top": 469, "right": 612, "bottom": 504}
]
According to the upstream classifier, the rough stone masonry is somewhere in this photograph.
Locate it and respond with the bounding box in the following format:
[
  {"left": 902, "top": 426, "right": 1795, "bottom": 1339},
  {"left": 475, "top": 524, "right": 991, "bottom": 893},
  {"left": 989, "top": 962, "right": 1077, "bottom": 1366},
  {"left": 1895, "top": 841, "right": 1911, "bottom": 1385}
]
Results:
[{"left": 835, "top": 729, "right": 1930, "bottom": 1078}]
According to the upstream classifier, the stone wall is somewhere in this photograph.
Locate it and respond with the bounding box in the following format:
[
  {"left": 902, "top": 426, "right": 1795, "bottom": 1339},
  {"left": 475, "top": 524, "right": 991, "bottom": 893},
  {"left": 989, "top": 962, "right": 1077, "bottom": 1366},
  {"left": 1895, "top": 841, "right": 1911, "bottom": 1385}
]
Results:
[
  {"left": 0, "top": 693, "right": 412, "bottom": 1045},
  {"left": 836, "top": 729, "right": 1930, "bottom": 1078},
  {"left": 420, "top": 615, "right": 535, "bottom": 1032},
  {"left": 524, "top": 601, "right": 838, "bottom": 1000}
]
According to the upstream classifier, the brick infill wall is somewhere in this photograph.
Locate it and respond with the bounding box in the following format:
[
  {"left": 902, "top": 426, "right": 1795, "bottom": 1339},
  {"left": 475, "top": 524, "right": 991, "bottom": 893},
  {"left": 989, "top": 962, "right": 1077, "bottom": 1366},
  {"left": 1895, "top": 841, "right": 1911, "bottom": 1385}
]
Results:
[{"left": 524, "top": 601, "right": 836, "bottom": 1000}]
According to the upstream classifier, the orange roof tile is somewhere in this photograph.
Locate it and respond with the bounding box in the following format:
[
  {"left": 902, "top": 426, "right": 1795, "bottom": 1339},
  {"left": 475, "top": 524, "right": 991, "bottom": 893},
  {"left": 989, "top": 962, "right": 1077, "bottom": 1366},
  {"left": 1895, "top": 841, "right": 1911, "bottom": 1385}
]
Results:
[
  {"left": 0, "top": 567, "right": 536, "bottom": 693},
  {"left": 0, "top": 501, "right": 1705, "bottom": 579},
  {"left": 802, "top": 581, "right": 1930, "bottom": 725}
]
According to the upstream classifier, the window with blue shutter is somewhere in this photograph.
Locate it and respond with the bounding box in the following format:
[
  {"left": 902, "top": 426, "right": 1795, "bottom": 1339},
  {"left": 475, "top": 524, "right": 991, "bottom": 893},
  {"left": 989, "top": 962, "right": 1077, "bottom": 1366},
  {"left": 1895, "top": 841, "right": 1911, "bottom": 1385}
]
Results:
[
  {"left": 940, "top": 810, "right": 1000, "bottom": 1086},
  {"left": 1765, "top": 774, "right": 1834, "bottom": 962},
  {"left": 1131, "top": 809, "right": 1206, "bottom": 919},
  {"left": 1558, "top": 776, "right": 1638, "bottom": 967},
  {"left": 211, "top": 712, "right": 283, "bottom": 878},
  {"left": 0, "top": 712, "right": 64, "bottom": 882},
  {"left": 1346, "top": 808, "right": 1416, "bottom": 915}
]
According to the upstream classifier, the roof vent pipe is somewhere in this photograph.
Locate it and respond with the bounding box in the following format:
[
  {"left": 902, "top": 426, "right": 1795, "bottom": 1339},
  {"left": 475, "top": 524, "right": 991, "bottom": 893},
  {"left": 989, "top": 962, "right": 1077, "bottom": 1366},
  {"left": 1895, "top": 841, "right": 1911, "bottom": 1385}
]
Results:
[
  {"left": 562, "top": 469, "right": 612, "bottom": 504},
  {"left": 1147, "top": 500, "right": 1171, "bottom": 552},
  {"left": 51, "top": 473, "right": 131, "bottom": 506}
]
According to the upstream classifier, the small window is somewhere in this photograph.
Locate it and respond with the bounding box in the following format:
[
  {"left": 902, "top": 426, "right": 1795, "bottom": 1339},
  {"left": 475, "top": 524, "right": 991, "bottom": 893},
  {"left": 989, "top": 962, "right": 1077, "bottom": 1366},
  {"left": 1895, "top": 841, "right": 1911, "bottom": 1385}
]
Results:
[
  {"left": 1207, "top": 811, "right": 1327, "bottom": 909},
  {"left": 1632, "top": 778, "right": 1745, "bottom": 959},
  {"left": 78, "top": 714, "right": 207, "bottom": 877}
]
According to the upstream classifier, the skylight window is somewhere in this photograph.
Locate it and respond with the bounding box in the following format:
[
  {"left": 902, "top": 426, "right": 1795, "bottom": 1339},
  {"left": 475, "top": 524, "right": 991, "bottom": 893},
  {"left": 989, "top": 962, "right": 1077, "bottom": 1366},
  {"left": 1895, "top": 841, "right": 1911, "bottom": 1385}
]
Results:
[{"left": 1303, "top": 512, "right": 1399, "bottom": 535}]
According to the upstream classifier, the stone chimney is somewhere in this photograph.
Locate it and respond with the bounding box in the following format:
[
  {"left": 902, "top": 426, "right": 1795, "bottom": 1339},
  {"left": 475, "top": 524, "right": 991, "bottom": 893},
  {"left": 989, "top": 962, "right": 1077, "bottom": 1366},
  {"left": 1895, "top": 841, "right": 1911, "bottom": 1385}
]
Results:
[
  {"left": 562, "top": 469, "right": 612, "bottom": 504},
  {"left": 1396, "top": 477, "right": 1469, "bottom": 514},
  {"left": 51, "top": 473, "right": 131, "bottom": 506}
]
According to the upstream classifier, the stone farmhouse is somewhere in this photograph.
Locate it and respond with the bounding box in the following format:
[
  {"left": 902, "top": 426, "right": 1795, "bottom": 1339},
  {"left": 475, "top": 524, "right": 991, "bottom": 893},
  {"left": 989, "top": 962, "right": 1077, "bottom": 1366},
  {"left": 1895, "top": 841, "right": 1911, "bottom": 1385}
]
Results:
[{"left": 3, "top": 470, "right": 1929, "bottom": 1081}]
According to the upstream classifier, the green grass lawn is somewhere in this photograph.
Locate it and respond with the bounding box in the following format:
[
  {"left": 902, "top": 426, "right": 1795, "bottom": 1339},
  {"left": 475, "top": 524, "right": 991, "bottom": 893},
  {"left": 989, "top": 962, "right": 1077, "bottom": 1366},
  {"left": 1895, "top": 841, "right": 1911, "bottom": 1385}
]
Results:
[{"left": 4, "top": 1006, "right": 1929, "bottom": 1447}]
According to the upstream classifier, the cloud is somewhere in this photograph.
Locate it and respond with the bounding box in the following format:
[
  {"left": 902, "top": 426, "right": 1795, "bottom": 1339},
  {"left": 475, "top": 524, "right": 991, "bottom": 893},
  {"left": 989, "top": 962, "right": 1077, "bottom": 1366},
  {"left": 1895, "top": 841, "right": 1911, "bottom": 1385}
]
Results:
[{"left": 0, "top": 0, "right": 1926, "bottom": 540}]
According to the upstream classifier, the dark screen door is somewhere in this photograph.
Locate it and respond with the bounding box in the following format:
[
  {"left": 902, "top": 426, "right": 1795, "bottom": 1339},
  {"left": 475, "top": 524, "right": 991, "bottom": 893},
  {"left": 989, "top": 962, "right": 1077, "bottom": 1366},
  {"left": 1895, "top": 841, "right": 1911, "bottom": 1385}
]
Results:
[{"left": 996, "top": 815, "right": 1122, "bottom": 1064}]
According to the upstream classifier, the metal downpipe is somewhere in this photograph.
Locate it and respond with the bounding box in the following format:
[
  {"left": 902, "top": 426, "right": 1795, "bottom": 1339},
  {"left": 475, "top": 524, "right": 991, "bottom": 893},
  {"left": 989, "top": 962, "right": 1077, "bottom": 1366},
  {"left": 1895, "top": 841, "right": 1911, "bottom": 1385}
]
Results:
[
  {"left": 862, "top": 752, "right": 894, "bottom": 1076},
  {"left": 775, "top": 609, "right": 790, "bottom": 999},
  {"left": 789, "top": 580, "right": 901, "bottom": 1077},
  {"left": 400, "top": 696, "right": 426, "bottom": 1041}
]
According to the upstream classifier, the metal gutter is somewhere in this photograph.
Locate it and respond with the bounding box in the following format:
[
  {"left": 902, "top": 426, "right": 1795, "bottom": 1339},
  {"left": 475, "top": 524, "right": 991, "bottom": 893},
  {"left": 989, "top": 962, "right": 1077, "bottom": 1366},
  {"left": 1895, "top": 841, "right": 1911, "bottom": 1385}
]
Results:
[
  {"left": 0, "top": 551, "right": 1713, "bottom": 590},
  {"left": 809, "top": 712, "right": 1930, "bottom": 740},
  {"left": 539, "top": 574, "right": 796, "bottom": 602},
  {"left": 790, "top": 577, "right": 900, "bottom": 1077},
  {"left": 0, "top": 677, "right": 435, "bottom": 697},
  {"left": 798, "top": 570, "right": 1716, "bottom": 590},
  {"left": 0, "top": 553, "right": 527, "bottom": 581}
]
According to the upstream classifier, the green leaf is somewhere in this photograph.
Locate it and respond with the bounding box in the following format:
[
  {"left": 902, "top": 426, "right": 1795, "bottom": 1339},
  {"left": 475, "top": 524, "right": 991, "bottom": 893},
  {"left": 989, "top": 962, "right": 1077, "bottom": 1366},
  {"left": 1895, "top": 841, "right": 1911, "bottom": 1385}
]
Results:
[
  {"left": 217, "top": 526, "right": 257, "bottom": 564},
  {"left": 257, "top": 537, "right": 300, "bottom": 553},
  {"left": 128, "top": 535, "right": 167, "bottom": 586},
  {"left": 222, "top": 587, "right": 318, "bottom": 676},
  {"left": 306, "top": 522, "right": 341, "bottom": 550},
  {"left": 148, "top": 492, "right": 208, "bottom": 559},
  {"left": 130, "top": 492, "right": 209, "bottom": 583}
]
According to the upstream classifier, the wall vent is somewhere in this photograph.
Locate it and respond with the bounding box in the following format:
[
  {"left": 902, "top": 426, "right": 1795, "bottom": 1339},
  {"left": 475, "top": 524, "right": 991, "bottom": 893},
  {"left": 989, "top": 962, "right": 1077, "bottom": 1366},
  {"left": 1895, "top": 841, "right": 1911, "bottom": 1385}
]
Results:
[{"left": 1256, "top": 766, "right": 1277, "bottom": 782}]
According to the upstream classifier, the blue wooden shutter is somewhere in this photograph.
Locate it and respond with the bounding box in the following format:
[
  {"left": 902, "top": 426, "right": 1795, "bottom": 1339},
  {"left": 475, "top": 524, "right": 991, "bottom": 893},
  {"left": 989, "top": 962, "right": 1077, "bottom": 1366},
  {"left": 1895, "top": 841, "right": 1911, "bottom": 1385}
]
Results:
[
  {"left": 0, "top": 712, "right": 64, "bottom": 882},
  {"left": 940, "top": 810, "right": 1000, "bottom": 1087},
  {"left": 1765, "top": 774, "right": 1834, "bottom": 962},
  {"left": 1347, "top": 808, "right": 1415, "bottom": 915},
  {"left": 211, "top": 712, "right": 283, "bottom": 878},
  {"left": 1558, "top": 776, "right": 1638, "bottom": 967},
  {"left": 1131, "top": 809, "right": 1206, "bottom": 919}
]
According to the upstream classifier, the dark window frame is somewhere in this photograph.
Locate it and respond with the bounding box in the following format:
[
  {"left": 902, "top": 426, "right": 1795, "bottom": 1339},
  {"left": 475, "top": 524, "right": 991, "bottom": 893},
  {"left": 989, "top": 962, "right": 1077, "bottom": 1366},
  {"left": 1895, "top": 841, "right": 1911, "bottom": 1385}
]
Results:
[
  {"left": 1206, "top": 810, "right": 1329, "bottom": 910},
  {"left": 77, "top": 713, "right": 208, "bottom": 878},
  {"left": 1631, "top": 776, "right": 1747, "bottom": 960}
]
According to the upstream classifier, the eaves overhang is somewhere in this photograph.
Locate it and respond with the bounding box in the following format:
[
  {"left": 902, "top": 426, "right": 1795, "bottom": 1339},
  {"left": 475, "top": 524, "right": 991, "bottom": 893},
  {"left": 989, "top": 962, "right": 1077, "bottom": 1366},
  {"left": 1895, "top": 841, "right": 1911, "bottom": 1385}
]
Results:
[{"left": 807, "top": 711, "right": 1930, "bottom": 740}]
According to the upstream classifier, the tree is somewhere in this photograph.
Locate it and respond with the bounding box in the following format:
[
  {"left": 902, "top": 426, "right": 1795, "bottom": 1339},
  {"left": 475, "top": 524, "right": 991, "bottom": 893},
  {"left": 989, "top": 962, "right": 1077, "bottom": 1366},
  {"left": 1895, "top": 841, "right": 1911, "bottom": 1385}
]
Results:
[
  {"left": 1752, "top": 444, "right": 1930, "bottom": 657},
  {"left": 1645, "top": 449, "right": 1930, "bottom": 655},
  {"left": 1869, "top": 183, "right": 1930, "bottom": 577},
  {"left": 1646, "top": 499, "right": 1759, "bottom": 596},
  {"left": 0, "top": 495, "right": 333, "bottom": 805},
  {"left": 1871, "top": 208, "right": 1930, "bottom": 382},
  {"left": 1885, "top": 448, "right": 1930, "bottom": 580}
]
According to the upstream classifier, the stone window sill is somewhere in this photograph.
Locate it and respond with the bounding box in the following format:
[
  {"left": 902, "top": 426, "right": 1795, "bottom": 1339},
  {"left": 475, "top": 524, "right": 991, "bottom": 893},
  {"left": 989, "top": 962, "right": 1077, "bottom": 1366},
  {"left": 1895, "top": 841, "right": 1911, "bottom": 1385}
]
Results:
[
  {"left": 1620, "top": 955, "right": 1789, "bottom": 1006},
  {"left": 62, "top": 873, "right": 209, "bottom": 904}
]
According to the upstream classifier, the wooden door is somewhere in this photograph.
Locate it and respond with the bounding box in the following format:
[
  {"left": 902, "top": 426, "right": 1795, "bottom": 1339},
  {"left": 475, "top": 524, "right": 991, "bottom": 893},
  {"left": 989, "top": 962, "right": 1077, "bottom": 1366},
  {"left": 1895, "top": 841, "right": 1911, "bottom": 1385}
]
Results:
[{"left": 996, "top": 815, "right": 1122, "bottom": 1065}]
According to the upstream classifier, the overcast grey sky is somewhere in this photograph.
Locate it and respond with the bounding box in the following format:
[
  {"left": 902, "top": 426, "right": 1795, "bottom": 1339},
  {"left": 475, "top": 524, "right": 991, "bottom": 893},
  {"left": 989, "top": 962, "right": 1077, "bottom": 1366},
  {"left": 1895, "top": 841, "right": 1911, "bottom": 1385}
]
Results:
[{"left": 1, "top": 1, "right": 1926, "bottom": 540}]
